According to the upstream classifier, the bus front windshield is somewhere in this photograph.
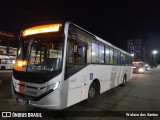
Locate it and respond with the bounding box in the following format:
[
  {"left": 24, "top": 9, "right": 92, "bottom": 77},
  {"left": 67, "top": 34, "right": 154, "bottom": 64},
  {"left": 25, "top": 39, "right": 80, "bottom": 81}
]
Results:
[{"left": 15, "top": 34, "right": 64, "bottom": 73}]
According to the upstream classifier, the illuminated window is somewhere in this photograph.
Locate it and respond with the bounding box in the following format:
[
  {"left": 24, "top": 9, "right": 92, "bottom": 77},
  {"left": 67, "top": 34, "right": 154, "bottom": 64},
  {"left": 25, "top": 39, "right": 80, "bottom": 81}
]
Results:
[
  {"left": 109, "top": 48, "right": 113, "bottom": 64},
  {"left": 105, "top": 46, "right": 110, "bottom": 64},
  {"left": 114, "top": 50, "right": 118, "bottom": 64},
  {"left": 117, "top": 51, "right": 121, "bottom": 64},
  {"left": 99, "top": 45, "right": 104, "bottom": 63},
  {"left": 92, "top": 42, "right": 99, "bottom": 63}
]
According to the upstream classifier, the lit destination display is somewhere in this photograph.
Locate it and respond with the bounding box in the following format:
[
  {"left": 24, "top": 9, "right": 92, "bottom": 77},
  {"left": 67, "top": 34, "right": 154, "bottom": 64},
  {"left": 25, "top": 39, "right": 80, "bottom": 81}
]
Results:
[{"left": 22, "top": 24, "right": 61, "bottom": 36}]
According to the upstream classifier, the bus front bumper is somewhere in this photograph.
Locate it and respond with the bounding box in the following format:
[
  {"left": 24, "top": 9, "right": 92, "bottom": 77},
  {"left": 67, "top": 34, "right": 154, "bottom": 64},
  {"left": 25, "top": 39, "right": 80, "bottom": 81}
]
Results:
[{"left": 28, "top": 89, "right": 62, "bottom": 110}]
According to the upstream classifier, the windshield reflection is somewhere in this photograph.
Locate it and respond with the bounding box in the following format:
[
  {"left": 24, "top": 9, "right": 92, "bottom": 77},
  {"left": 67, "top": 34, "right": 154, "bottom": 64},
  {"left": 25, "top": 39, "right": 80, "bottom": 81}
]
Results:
[{"left": 17, "top": 35, "right": 64, "bottom": 73}]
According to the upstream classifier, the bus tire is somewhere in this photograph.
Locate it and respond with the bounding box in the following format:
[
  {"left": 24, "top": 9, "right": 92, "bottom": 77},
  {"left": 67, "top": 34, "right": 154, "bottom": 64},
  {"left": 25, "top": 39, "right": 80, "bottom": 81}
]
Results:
[
  {"left": 86, "top": 80, "right": 100, "bottom": 104},
  {"left": 1, "top": 66, "right": 5, "bottom": 70},
  {"left": 88, "top": 82, "right": 97, "bottom": 98},
  {"left": 120, "top": 74, "right": 127, "bottom": 87}
]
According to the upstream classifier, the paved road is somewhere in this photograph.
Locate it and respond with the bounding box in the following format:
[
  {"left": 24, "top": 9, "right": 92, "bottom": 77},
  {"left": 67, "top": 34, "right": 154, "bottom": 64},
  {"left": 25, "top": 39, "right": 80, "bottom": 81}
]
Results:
[
  {"left": 0, "top": 69, "right": 160, "bottom": 120},
  {"left": 0, "top": 70, "right": 12, "bottom": 99}
]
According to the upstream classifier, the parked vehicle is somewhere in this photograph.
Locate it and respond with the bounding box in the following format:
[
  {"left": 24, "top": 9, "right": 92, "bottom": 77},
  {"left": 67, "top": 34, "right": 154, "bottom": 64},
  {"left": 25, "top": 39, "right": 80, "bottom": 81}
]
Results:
[{"left": 133, "top": 61, "right": 145, "bottom": 73}]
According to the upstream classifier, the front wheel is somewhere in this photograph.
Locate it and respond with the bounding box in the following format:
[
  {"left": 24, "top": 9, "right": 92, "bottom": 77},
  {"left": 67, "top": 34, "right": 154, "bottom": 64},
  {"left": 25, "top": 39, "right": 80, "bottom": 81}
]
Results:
[
  {"left": 88, "top": 82, "right": 97, "bottom": 98},
  {"left": 85, "top": 81, "right": 100, "bottom": 104}
]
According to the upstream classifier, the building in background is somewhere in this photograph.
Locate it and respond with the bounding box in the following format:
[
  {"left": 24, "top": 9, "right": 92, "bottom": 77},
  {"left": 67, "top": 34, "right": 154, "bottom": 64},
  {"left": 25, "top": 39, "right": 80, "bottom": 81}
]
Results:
[
  {"left": 128, "top": 38, "right": 160, "bottom": 66},
  {"left": 127, "top": 39, "right": 148, "bottom": 61},
  {"left": 0, "top": 30, "right": 17, "bottom": 56},
  {"left": 0, "top": 31, "right": 17, "bottom": 70}
]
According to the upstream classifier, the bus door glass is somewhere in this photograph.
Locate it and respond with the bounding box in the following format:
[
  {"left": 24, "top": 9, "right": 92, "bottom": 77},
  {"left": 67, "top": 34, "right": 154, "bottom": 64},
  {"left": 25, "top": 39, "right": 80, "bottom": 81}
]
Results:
[{"left": 66, "top": 38, "right": 87, "bottom": 78}]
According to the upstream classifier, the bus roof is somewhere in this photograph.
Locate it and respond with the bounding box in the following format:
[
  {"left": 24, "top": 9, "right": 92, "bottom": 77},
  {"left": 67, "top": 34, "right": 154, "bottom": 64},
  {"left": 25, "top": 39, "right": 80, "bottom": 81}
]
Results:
[
  {"left": 66, "top": 21, "right": 131, "bottom": 56},
  {"left": 20, "top": 21, "right": 131, "bottom": 56}
]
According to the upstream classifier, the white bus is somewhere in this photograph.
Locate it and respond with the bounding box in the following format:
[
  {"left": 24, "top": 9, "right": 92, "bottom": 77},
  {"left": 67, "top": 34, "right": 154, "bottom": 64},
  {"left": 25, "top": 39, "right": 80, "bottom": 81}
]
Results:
[
  {"left": 12, "top": 21, "right": 133, "bottom": 110},
  {"left": 0, "top": 55, "right": 15, "bottom": 70}
]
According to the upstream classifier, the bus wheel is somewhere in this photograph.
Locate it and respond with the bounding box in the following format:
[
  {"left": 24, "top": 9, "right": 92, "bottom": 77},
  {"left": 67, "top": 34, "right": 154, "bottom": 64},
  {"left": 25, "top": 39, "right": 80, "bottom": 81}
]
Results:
[
  {"left": 82, "top": 80, "right": 100, "bottom": 105},
  {"left": 85, "top": 81, "right": 100, "bottom": 104},
  {"left": 88, "top": 82, "right": 96, "bottom": 98},
  {"left": 1, "top": 66, "right": 5, "bottom": 70},
  {"left": 121, "top": 75, "right": 127, "bottom": 86}
]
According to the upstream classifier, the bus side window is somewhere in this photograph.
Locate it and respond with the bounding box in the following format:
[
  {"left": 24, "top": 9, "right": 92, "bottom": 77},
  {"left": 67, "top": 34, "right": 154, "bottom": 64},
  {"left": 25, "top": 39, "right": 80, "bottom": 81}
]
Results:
[
  {"left": 109, "top": 48, "right": 113, "bottom": 64},
  {"left": 105, "top": 46, "right": 110, "bottom": 64},
  {"left": 92, "top": 42, "right": 99, "bottom": 63},
  {"left": 114, "top": 50, "right": 118, "bottom": 65},
  {"left": 121, "top": 53, "right": 126, "bottom": 65},
  {"left": 77, "top": 42, "right": 87, "bottom": 64},
  {"left": 117, "top": 51, "right": 121, "bottom": 65},
  {"left": 67, "top": 39, "right": 76, "bottom": 64}
]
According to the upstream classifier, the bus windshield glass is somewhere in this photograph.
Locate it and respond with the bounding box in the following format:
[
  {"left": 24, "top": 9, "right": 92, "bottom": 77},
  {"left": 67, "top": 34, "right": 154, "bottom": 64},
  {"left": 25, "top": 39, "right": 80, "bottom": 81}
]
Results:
[{"left": 15, "top": 34, "right": 64, "bottom": 73}]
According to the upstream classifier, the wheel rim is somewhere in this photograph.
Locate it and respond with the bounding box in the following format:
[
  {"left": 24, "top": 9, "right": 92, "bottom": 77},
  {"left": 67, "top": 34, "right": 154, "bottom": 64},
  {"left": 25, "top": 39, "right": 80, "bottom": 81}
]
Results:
[{"left": 89, "top": 87, "right": 96, "bottom": 98}]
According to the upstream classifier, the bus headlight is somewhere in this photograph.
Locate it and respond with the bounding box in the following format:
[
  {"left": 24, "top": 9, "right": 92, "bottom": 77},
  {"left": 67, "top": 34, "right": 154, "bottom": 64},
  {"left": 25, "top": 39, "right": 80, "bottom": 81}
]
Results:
[
  {"left": 14, "top": 59, "right": 27, "bottom": 71},
  {"left": 147, "top": 67, "right": 150, "bottom": 70},
  {"left": 138, "top": 68, "right": 144, "bottom": 73},
  {"left": 46, "top": 82, "right": 59, "bottom": 92}
]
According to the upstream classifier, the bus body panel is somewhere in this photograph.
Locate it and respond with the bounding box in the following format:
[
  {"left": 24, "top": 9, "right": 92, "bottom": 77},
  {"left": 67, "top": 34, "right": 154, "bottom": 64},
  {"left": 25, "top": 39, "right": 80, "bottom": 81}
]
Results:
[
  {"left": 12, "top": 76, "right": 48, "bottom": 97},
  {"left": 67, "top": 64, "right": 132, "bottom": 107},
  {"left": 29, "top": 89, "right": 62, "bottom": 110}
]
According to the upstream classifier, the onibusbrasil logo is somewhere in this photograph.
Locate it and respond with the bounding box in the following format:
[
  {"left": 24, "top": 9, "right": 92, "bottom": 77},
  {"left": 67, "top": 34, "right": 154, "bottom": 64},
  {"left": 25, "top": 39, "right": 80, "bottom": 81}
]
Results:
[{"left": 2, "top": 112, "right": 42, "bottom": 118}]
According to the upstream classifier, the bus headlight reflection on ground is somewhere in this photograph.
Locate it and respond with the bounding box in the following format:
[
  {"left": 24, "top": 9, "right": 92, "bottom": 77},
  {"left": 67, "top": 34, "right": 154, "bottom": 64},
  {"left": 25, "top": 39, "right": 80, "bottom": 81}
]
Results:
[{"left": 46, "top": 82, "right": 59, "bottom": 92}]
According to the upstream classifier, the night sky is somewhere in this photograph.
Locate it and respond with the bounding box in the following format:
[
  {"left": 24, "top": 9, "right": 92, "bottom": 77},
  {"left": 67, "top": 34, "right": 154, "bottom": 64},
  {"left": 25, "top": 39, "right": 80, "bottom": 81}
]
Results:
[{"left": 1, "top": 1, "right": 160, "bottom": 51}]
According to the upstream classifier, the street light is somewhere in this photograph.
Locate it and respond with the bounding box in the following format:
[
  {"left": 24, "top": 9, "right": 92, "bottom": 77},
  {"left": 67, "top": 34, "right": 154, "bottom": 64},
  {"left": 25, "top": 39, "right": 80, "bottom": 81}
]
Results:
[
  {"left": 131, "top": 53, "right": 134, "bottom": 61},
  {"left": 131, "top": 53, "right": 134, "bottom": 57},
  {"left": 152, "top": 50, "right": 158, "bottom": 62}
]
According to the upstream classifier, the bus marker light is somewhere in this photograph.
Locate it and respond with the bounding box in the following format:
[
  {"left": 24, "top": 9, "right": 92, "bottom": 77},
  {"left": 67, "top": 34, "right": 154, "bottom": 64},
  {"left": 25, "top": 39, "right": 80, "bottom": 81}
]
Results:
[{"left": 82, "top": 89, "right": 85, "bottom": 94}]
